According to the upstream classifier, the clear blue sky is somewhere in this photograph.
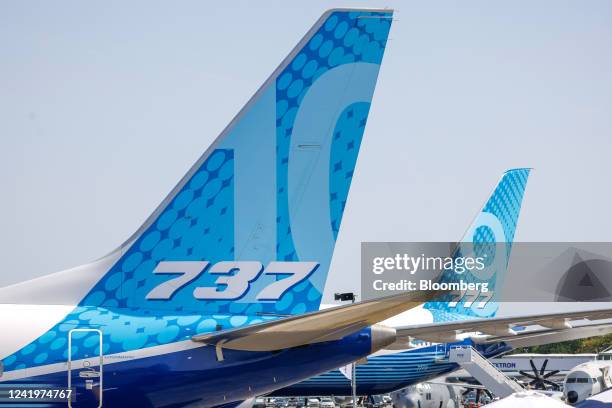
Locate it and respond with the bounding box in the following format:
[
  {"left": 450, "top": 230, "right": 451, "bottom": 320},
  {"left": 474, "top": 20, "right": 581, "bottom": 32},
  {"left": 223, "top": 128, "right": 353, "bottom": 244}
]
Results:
[{"left": 1, "top": 1, "right": 612, "bottom": 298}]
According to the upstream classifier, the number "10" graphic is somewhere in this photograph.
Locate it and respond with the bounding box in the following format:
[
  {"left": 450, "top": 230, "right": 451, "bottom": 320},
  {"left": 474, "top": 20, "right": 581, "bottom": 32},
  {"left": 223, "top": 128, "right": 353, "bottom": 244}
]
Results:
[{"left": 145, "top": 261, "right": 319, "bottom": 301}]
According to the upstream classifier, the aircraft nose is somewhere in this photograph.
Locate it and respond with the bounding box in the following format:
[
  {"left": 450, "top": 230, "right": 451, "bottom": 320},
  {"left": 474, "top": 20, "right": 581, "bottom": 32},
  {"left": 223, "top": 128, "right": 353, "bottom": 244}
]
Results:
[
  {"left": 567, "top": 390, "right": 578, "bottom": 404},
  {"left": 370, "top": 324, "right": 397, "bottom": 353}
]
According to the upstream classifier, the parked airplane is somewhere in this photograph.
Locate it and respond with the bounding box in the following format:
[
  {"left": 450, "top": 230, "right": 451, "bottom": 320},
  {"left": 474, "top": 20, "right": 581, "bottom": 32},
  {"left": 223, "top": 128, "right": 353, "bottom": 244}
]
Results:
[
  {"left": 269, "top": 169, "right": 612, "bottom": 398},
  {"left": 0, "top": 8, "right": 408, "bottom": 408},
  {"left": 564, "top": 347, "right": 612, "bottom": 405}
]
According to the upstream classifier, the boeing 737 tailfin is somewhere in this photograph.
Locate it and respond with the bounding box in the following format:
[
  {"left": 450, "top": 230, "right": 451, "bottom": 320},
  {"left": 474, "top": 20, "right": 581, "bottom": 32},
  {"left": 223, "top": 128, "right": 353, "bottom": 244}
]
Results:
[
  {"left": 75, "top": 9, "right": 394, "bottom": 316},
  {"left": 424, "top": 168, "right": 531, "bottom": 321},
  {"left": 0, "top": 9, "right": 395, "bottom": 377}
]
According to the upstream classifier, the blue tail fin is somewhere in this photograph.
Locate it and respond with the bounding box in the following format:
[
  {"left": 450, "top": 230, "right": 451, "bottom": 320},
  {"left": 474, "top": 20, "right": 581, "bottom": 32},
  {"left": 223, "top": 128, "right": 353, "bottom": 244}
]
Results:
[
  {"left": 80, "top": 9, "right": 394, "bottom": 316},
  {"left": 424, "top": 168, "right": 531, "bottom": 321}
]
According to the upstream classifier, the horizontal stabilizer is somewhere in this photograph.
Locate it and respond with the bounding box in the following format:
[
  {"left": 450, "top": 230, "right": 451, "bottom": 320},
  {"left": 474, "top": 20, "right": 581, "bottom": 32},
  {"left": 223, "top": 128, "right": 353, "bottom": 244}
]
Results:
[
  {"left": 192, "top": 290, "right": 443, "bottom": 351},
  {"left": 483, "top": 321, "right": 612, "bottom": 348},
  {"left": 393, "top": 307, "right": 612, "bottom": 346}
]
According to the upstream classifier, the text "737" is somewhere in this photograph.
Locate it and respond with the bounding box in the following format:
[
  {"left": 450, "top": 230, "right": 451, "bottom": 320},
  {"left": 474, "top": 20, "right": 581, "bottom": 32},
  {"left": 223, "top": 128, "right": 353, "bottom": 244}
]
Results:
[{"left": 145, "top": 261, "right": 319, "bottom": 301}]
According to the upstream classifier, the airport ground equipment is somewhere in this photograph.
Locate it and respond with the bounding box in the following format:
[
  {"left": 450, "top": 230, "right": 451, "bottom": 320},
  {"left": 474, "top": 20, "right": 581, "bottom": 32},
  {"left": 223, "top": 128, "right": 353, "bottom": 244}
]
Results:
[{"left": 448, "top": 346, "right": 523, "bottom": 398}]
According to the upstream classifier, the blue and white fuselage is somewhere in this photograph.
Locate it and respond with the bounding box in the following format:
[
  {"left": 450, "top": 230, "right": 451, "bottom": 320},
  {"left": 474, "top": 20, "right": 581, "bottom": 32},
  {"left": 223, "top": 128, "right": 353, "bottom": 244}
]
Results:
[{"left": 0, "top": 302, "right": 381, "bottom": 407}]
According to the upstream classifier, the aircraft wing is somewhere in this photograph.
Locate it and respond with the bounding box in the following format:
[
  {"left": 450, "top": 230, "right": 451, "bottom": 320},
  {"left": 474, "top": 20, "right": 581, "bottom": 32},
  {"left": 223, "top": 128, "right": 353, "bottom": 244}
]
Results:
[
  {"left": 479, "top": 321, "right": 612, "bottom": 348},
  {"left": 392, "top": 307, "right": 612, "bottom": 347},
  {"left": 192, "top": 291, "right": 443, "bottom": 352}
]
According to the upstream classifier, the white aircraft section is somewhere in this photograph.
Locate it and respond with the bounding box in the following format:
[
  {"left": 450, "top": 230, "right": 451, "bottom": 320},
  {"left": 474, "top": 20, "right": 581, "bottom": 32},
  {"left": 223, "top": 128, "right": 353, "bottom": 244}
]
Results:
[
  {"left": 487, "top": 391, "right": 570, "bottom": 407},
  {"left": 576, "top": 387, "right": 612, "bottom": 407},
  {"left": 0, "top": 304, "right": 75, "bottom": 359},
  {"left": 564, "top": 348, "right": 612, "bottom": 405}
]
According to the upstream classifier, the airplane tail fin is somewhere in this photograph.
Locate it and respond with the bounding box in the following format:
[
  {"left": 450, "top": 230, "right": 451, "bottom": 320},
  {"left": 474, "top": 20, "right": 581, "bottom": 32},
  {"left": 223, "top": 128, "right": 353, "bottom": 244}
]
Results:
[
  {"left": 1, "top": 9, "right": 396, "bottom": 372},
  {"left": 78, "top": 9, "right": 394, "bottom": 316},
  {"left": 424, "top": 168, "right": 531, "bottom": 321}
]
